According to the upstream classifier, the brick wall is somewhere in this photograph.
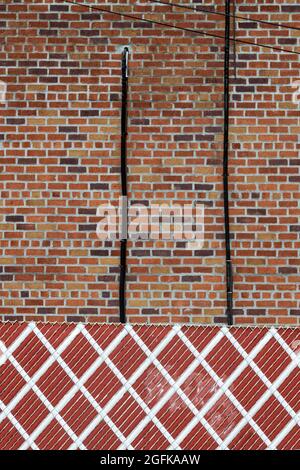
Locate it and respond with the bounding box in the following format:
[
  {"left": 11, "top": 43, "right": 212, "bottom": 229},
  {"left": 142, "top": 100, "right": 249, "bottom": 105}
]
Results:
[{"left": 0, "top": 0, "right": 299, "bottom": 325}]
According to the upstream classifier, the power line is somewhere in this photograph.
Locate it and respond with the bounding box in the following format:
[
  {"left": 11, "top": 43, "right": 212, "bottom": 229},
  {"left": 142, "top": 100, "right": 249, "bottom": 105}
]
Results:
[
  {"left": 147, "top": 0, "right": 300, "bottom": 33},
  {"left": 62, "top": 0, "right": 300, "bottom": 56}
]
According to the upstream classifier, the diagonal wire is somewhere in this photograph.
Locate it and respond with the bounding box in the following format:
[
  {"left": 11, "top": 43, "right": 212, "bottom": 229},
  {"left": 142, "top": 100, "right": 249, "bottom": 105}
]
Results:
[
  {"left": 61, "top": 0, "right": 300, "bottom": 56},
  {"left": 146, "top": 0, "right": 300, "bottom": 32}
]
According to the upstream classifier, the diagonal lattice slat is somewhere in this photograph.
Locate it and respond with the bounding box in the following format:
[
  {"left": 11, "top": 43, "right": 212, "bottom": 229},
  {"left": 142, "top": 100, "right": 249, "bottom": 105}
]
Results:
[{"left": 0, "top": 322, "right": 299, "bottom": 450}]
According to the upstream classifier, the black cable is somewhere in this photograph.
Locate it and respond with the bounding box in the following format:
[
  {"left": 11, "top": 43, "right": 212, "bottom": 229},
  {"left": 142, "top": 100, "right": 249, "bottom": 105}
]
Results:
[
  {"left": 223, "top": 1, "right": 233, "bottom": 326},
  {"left": 119, "top": 47, "right": 129, "bottom": 324},
  {"left": 62, "top": 0, "right": 300, "bottom": 56},
  {"left": 146, "top": 0, "right": 300, "bottom": 32}
]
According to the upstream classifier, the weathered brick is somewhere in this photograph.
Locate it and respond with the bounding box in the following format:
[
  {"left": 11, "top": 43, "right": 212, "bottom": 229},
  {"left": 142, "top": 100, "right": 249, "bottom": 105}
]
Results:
[{"left": 0, "top": 0, "right": 298, "bottom": 327}]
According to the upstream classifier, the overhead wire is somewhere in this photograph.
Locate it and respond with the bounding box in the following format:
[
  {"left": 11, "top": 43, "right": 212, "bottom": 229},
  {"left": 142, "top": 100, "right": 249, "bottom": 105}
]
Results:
[
  {"left": 146, "top": 0, "right": 300, "bottom": 33},
  {"left": 62, "top": 0, "right": 300, "bottom": 56}
]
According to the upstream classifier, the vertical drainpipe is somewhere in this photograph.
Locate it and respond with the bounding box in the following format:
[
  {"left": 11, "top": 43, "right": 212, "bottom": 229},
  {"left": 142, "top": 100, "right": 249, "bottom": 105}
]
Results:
[
  {"left": 223, "top": 1, "right": 233, "bottom": 326},
  {"left": 119, "top": 47, "right": 129, "bottom": 323}
]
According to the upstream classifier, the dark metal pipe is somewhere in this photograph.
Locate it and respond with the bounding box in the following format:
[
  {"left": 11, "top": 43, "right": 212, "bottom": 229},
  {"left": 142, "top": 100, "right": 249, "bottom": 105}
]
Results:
[
  {"left": 119, "top": 47, "right": 129, "bottom": 323},
  {"left": 223, "top": 1, "right": 233, "bottom": 326}
]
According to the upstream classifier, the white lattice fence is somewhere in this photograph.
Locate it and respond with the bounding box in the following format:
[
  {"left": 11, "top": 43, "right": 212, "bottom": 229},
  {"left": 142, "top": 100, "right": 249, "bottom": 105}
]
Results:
[{"left": 0, "top": 322, "right": 299, "bottom": 450}]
